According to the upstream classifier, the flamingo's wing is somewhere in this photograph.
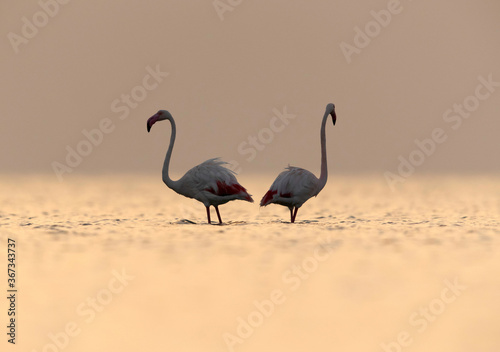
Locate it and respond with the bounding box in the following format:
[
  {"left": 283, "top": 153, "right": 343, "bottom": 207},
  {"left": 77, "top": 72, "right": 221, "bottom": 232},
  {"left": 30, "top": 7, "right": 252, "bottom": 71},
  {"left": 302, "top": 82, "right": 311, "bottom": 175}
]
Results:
[
  {"left": 183, "top": 158, "right": 235, "bottom": 189},
  {"left": 260, "top": 166, "right": 318, "bottom": 206},
  {"left": 183, "top": 158, "right": 253, "bottom": 201}
]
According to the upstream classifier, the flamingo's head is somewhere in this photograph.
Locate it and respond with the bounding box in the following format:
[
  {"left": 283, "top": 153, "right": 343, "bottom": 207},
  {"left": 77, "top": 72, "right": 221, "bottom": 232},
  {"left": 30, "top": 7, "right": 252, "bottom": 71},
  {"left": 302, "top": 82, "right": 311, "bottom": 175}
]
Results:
[
  {"left": 147, "top": 110, "right": 171, "bottom": 132},
  {"left": 326, "top": 103, "right": 336, "bottom": 126}
]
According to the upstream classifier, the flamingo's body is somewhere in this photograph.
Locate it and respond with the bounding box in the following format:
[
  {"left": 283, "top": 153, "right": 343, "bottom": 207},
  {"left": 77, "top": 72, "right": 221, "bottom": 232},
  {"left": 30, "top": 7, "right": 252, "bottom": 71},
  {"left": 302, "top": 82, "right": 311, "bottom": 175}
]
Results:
[
  {"left": 147, "top": 110, "right": 253, "bottom": 224},
  {"left": 260, "top": 103, "right": 336, "bottom": 223}
]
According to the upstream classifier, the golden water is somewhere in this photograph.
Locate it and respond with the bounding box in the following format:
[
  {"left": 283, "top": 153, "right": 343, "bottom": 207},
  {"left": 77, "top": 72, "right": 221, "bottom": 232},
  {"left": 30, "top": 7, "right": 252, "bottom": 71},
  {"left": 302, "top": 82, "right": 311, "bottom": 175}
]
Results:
[{"left": 1, "top": 174, "right": 499, "bottom": 351}]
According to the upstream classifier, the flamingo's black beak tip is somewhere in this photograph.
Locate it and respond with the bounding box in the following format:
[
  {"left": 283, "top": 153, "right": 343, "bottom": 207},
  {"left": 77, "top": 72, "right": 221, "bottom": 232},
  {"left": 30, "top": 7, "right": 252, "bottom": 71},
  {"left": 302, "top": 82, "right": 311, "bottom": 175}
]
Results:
[{"left": 331, "top": 111, "right": 337, "bottom": 126}]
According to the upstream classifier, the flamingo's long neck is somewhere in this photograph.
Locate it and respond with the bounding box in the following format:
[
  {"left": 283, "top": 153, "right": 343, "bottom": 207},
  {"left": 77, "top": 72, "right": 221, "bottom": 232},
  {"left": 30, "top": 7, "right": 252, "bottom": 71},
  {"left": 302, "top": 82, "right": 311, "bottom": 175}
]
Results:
[
  {"left": 318, "top": 110, "right": 329, "bottom": 192},
  {"left": 162, "top": 116, "right": 180, "bottom": 191}
]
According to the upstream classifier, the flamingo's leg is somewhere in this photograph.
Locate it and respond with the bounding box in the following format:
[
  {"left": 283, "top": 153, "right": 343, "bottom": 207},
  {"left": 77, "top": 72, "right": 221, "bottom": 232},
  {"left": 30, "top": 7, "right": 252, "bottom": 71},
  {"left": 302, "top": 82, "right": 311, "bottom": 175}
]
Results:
[
  {"left": 289, "top": 207, "right": 294, "bottom": 223},
  {"left": 215, "top": 205, "right": 223, "bottom": 224},
  {"left": 206, "top": 206, "right": 211, "bottom": 224},
  {"left": 291, "top": 207, "right": 298, "bottom": 223}
]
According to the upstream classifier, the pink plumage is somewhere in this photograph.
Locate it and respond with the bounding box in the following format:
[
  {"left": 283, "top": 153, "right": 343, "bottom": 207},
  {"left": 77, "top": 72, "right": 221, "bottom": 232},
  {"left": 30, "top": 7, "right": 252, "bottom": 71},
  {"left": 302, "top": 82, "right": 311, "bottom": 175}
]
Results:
[
  {"left": 207, "top": 181, "right": 253, "bottom": 202},
  {"left": 260, "top": 190, "right": 278, "bottom": 207}
]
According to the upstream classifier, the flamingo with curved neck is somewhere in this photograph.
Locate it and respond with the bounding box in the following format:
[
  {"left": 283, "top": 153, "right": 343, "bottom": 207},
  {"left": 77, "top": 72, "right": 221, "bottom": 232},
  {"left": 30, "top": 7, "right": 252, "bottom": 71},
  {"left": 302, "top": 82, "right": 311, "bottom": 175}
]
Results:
[
  {"left": 147, "top": 110, "right": 253, "bottom": 224},
  {"left": 260, "top": 103, "right": 336, "bottom": 223}
]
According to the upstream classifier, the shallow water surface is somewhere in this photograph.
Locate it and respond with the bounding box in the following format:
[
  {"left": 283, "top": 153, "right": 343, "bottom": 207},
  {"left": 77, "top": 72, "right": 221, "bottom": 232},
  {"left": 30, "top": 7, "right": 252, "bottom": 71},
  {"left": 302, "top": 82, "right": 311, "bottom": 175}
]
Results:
[{"left": 1, "top": 174, "right": 499, "bottom": 351}]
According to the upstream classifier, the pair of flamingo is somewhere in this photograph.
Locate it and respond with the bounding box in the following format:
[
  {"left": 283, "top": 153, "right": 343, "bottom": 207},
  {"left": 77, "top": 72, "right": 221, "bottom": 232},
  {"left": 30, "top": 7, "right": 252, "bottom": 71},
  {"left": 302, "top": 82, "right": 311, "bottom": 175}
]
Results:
[{"left": 146, "top": 103, "right": 336, "bottom": 224}]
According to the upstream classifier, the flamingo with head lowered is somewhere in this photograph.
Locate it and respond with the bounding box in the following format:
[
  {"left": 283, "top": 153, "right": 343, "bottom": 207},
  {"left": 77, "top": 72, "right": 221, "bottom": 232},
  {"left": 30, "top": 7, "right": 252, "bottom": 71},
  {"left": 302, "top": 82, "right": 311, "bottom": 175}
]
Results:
[
  {"left": 147, "top": 110, "right": 253, "bottom": 224},
  {"left": 260, "top": 103, "right": 337, "bottom": 223}
]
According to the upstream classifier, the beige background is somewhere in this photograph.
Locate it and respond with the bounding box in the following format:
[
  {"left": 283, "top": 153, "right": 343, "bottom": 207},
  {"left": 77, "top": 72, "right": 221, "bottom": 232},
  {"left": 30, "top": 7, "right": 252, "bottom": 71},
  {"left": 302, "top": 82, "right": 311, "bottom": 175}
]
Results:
[{"left": 1, "top": 0, "right": 499, "bottom": 177}]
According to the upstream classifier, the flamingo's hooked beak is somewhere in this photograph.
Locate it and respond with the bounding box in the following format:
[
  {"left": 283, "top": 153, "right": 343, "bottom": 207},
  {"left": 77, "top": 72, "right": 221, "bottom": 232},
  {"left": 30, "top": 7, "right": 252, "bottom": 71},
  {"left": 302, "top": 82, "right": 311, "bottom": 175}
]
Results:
[
  {"left": 330, "top": 110, "right": 336, "bottom": 126},
  {"left": 147, "top": 112, "right": 160, "bottom": 132}
]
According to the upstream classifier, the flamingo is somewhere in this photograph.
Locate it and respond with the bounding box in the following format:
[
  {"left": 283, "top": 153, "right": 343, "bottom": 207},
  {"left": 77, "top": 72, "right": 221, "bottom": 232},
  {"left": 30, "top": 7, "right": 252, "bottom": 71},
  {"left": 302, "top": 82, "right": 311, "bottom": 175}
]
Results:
[
  {"left": 260, "top": 103, "right": 336, "bottom": 223},
  {"left": 147, "top": 110, "right": 254, "bottom": 224}
]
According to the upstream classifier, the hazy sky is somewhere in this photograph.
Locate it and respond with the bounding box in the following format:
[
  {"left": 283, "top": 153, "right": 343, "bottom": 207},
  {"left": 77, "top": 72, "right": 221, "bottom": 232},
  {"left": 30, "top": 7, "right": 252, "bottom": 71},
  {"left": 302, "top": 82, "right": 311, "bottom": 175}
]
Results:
[{"left": 1, "top": 0, "right": 499, "bottom": 179}]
